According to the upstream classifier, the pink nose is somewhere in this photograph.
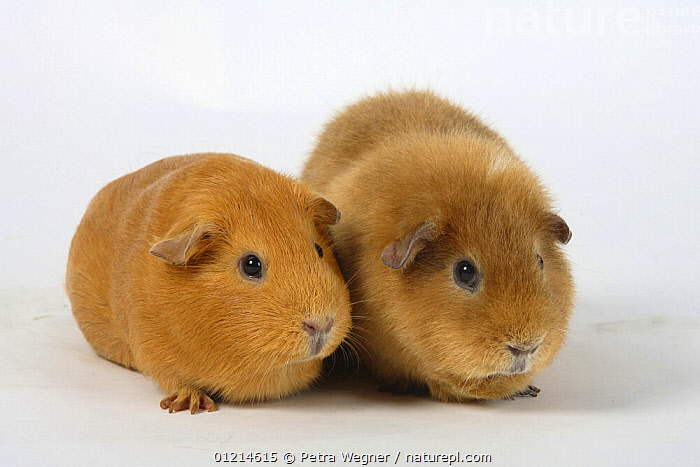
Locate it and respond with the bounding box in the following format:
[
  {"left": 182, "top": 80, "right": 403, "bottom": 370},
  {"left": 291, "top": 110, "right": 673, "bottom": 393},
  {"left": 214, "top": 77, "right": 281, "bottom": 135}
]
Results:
[{"left": 302, "top": 317, "right": 334, "bottom": 335}]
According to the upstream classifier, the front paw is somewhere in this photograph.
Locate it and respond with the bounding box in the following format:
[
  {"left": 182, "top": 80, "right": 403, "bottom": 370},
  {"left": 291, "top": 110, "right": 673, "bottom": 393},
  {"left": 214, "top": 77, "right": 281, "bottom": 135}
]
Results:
[
  {"left": 160, "top": 387, "right": 216, "bottom": 414},
  {"left": 508, "top": 385, "right": 541, "bottom": 400}
]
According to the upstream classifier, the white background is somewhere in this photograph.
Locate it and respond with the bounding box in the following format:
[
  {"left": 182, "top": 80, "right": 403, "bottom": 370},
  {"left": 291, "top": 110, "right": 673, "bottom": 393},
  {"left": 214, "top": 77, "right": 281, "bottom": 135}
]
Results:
[{"left": 1, "top": 1, "right": 698, "bottom": 466}]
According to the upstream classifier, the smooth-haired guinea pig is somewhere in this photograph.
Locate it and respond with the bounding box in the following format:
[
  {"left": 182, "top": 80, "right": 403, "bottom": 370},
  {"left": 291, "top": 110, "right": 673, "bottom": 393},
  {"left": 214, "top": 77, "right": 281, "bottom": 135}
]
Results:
[
  {"left": 302, "top": 90, "right": 574, "bottom": 401},
  {"left": 66, "top": 153, "right": 351, "bottom": 413}
]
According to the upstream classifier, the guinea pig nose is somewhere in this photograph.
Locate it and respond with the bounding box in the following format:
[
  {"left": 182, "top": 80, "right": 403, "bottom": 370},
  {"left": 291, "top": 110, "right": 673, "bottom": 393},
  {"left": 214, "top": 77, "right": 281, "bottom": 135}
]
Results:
[
  {"left": 302, "top": 317, "right": 334, "bottom": 335},
  {"left": 507, "top": 344, "right": 539, "bottom": 356}
]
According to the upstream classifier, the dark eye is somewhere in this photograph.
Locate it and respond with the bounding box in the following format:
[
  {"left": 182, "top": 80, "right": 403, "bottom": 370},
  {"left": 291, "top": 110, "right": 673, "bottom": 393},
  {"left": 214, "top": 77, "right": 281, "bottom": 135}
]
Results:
[
  {"left": 453, "top": 260, "right": 479, "bottom": 291},
  {"left": 314, "top": 243, "right": 323, "bottom": 258},
  {"left": 241, "top": 254, "right": 262, "bottom": 279},
  {"left": 537, "top": 254, "right": 544, "bottom": 270}
]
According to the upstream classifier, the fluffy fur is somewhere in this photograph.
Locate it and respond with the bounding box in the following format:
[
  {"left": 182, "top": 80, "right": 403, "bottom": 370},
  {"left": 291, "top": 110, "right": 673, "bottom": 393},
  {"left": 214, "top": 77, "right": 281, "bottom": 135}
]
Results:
[
  {"left": 66, "top": 153, "right": 351, "bottom": 413},
  {"left": 302, "top": 90, "right": 574, "bottom": 400}
]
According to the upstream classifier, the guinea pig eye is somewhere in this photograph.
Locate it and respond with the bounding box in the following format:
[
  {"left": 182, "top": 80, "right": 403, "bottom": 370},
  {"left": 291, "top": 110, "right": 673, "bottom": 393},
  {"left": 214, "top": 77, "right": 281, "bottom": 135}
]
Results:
[
  {"left": 314, "top": 243, "right": 323, "bottom": 258},
  {"left": 453, "top": 260, "right": 480, "bottom": 291},
  {"left": 537, "top": 254, "right": 544, "bottom": 270},
  {"left": 240, "top": 254, "right": 262, "bottom": 279}
]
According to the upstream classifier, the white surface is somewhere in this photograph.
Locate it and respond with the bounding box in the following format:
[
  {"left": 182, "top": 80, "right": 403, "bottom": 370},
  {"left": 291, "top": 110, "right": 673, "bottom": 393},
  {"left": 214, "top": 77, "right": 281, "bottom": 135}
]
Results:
[{"left": 1, "top": 1, "right": 699, "bottom": 466}]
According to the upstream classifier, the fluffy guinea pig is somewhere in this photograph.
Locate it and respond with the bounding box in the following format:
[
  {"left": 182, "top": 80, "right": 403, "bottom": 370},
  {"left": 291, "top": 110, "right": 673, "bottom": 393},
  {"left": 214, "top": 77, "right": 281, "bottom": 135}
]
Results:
[
  {"left": 66, "top": 153, "right": 351, "bottom": 413},
  {"left": 302, "top": 90, "right": 574, "bottom": 401}
]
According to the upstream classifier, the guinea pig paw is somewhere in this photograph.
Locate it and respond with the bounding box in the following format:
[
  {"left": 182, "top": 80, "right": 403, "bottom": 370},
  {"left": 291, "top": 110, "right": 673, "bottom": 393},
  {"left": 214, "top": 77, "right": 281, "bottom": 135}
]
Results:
[
  {"left": 512, "top": 385, "right": 541, "bottom": 398},
  {"left": 160, "top": 388, "right": 216, "bottom": 414}
]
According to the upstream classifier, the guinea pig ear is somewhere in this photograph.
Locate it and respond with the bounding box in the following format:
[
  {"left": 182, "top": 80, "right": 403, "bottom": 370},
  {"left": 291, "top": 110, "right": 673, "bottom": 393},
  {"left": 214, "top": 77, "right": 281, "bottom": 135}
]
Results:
[
  {"left": 309, "top": 196, "right": 341, "bottom": 226},
  {"left": 548, "top": 214, "right": 572, "bottom": 244},
  {"left": 381, "top": 221, "right": 438, "bottom": 269},
  {"left": 149, "top": 223, "right": 214, "bottom": 265}
]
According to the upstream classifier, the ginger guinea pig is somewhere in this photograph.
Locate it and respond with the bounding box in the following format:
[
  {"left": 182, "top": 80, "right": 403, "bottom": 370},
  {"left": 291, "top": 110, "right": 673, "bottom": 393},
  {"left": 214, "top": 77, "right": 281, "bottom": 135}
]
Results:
[
  {"left": 302, "top": 90, "right": 574, "bottom": 401},
  {"left": 66, "top": 153, "right": 351, "bottom": 413}
]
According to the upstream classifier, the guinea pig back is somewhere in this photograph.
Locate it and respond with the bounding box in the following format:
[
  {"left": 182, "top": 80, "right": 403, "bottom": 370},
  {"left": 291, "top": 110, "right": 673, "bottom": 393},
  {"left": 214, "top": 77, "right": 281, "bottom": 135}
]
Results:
[
  {"left": 302, "top": 91, "right": 574, "bottom": 401},
  {"left": 66, "top": 153, "right": 351, "bottom": 413}
]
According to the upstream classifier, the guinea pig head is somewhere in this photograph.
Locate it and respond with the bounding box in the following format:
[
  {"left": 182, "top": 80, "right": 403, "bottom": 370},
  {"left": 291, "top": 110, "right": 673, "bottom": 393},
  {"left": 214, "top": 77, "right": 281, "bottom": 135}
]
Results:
[
  {"left": 377, "top": 174, "right": 574, "bottom": 399},
  {"left": 148, "top": 186, "right": 351, "bottom": 387}
]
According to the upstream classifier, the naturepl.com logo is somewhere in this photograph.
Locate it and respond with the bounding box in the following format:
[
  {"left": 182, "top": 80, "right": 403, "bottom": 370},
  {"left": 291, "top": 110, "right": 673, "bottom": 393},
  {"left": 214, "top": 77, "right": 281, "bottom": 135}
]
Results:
[{"left": 483, "top": 4, "right": 700, "bottom": 37}]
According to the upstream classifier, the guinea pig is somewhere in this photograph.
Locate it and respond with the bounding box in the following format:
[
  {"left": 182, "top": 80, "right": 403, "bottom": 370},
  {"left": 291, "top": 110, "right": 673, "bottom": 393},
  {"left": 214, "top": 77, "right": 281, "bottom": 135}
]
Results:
[
  {"left": 302, "top": 90, "right": 574, "bottom": 401},
  {"left": 66, "top": 153, "right": 351, "bottom": 413}
]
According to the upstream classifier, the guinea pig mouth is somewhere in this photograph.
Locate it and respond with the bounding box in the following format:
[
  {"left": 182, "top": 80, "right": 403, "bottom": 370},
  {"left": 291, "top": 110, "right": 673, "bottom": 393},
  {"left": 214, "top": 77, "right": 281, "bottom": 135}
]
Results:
[
  {"left": 502, "top": 353, "right": 535, "bottom": 375},
  {"left": 476, "top": 355, "right": 534, "bottom": 377},
  {"left": 506, "top": 359, "right": 530, "bottom": 375},
  {"left": 285, "top": 335, "right": 331, "bottom": 365},
  {"left": 308, "top": 334, "right": 328, "bottom": 357},
  {"left": 499, "top": 339, "right": 543, "bottom": 375}
]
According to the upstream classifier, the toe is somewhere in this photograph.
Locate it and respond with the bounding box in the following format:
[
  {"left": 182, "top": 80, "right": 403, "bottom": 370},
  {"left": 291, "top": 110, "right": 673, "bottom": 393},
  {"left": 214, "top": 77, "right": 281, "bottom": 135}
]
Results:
[
  {"left": 512, "top": 384, "right": 541, "bottom": 398},
  {"left": 161, "top": 388, "right": 216, "bottom": 414},
  {"left": 160, "top": 394, "right": 176, "bottom": 410},
  {"left": 201, "top": 395, "right": 216, "bottom": 412},
  {"left": 171, "top": 395, "right": 191, "bottom": 412}
]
